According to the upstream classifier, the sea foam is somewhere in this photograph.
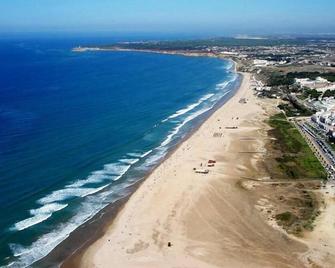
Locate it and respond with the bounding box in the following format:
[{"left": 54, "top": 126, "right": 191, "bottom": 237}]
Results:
[
  {"left": 8, "top": 181, "right": 133, "bottom": 268},
  {"left": 162, "top": 93, "right": 214, "bottom": 122},
  {"left": 37, "top": 185, "right": 108, "bottom": 205},
  {"left": 16, "top": 154, "right": 146, "bottom": 234},
  {"left": 10, "top": 203, "right": 68, "bottom": 232}
]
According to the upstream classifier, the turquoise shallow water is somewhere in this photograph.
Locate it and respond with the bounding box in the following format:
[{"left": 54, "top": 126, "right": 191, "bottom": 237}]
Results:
[{"left": 0, "top": 37, "right": 240, "bottom": 267}]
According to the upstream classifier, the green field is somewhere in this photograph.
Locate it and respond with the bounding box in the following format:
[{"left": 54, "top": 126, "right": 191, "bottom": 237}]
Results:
[{"left": 269, "top": 113, "right": 327, "bottom": 180}]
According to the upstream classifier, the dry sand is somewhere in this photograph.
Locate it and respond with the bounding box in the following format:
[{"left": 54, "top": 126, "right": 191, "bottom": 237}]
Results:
[{"left": 77, "top": 73, "right": 335, "bottom": 268}]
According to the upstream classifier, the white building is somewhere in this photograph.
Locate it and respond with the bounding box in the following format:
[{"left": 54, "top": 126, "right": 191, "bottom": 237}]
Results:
[
  {"left": 253, "top": 59, "right": 275, "bottom": 67},
  {"left": 295, "top": 77, "right": 332, "bottom": 91}
]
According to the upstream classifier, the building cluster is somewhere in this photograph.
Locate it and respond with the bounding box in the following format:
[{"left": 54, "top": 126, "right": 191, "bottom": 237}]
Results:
[
  {"left": 312, "top": 107, "right": 335, "bottom": 137},
  {"left": 296, "top": 77, "right": 335, "bottom": 92},
  {"left": 206, "top": 40, "right": 335, "bottom": 72}
]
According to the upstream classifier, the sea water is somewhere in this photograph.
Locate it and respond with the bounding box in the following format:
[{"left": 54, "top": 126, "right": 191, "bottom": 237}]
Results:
[{"left": 0, "top": 36, "right": 240, "bottom": 267}]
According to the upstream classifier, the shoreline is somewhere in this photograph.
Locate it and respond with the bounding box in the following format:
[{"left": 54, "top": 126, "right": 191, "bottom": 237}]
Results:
[
  {"left": 69, "top": 71, "right": 310, "bottom": 267},
  {"left": 72, "top": 46, "right": 234, "bottom": 66},
  {"left": 53, "top": 49, "right": 335, "bottom": 267},
  {"left": 58, "top": 74, "right": 242, "bottom": 268},
  {"left": 36, "top": 54, "right": 241, "bottom": 267}
]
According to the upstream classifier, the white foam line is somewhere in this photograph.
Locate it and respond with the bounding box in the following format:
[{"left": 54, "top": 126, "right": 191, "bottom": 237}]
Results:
[
  {"left": 139, "top": 148, "right": 168, "bottom": 170},
  {"left": 10, "top": 203, "right": 69, "bottom": 232},
  {"left": 119, "top": 158, "right": 139, "bottom": 165},
  {"left": 224, "top": 61, "right": 234, "bottom": 71},
  {"left": 37, "top": 185, "right": 108, "bottom": 205},
  {"left": 161, "top": 74, "right": 237, "bottom": 125},
  {"left": 162, "top": 93, "right": 215, "bottom": 122},
  {"left": 5, "top": 73, "right": 240, "bottom": 266},
  {"left": 159, "top": 82, "right": 237, "bottom": 150},
  {"left": 216, "top": 74, "right": 238, "bottom": 91},
  {"left": 127, "top": 152, "right": 142, "bottom": 158},
  {"left": 66, "top": 171, "right": 112, "bottom": 188},
  {"left": 160, "top": 105, "right": 213, "bottom": 148},
  {"left": 66, "top": 159, "right": 137, "bottom": 190},
  {"left": 104, "top": 163, "right": 131, "bottom": 176},
  {"left": 11, "top": 214, "right": 52, "bottom": 232},
  {"left": 8, "top": 186, "right": 131, "bottom": 268},
  {"left": 127, "top": 149, "right": 153, "bottom": 159},
  {"left": 30, "top": 203, "right": 68, "bottom": 216},
  {"left": 141, "top": 149, "right": 153, "bottom": 158}
]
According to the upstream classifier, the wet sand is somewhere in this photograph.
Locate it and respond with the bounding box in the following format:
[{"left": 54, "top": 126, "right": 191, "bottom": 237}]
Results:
[{"left": 74, "top": 73, "right": 320, "bottom": 268}]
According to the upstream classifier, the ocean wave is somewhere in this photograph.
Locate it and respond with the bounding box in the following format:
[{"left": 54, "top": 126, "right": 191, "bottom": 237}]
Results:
[
  {"left": 9, "top": 244, "right": 26, "bottom": 257},
  {"left": 104, "top": 163, "right": 131, "bottom": 177},
  {"left": 159, "top": 77, "right": 238, "bottom": 150},
  {"left": 66, "top": 171, "right": 112, "bottom": 188},
  {"left": 140, "top": 90, "right": 229, "bottom": 168},
  {"left": 119, "top": 158, "right": 139, "bottom": 165},
  {"left": 160, "top": 104, "right": 214, "bottom": 148},
  {"left": 138, "top": 148, "right": 168, "bottom": 170},
  {"left": 8, "top": 186, "right": 130, "bottom": 268},
  {"left": 126, "top": 152, "right": 142, "bottom": 158},
  {"left": 11, "top": 214, "right": 52, "bottom": 232},
  {"left": 16, "top": 157, "right": 141, "bottom": 233},
  {"left": 6, "top": 74, "right": 240, "bottom": 267},
  {"left": 30, "top": 203, "right": 68, "bottom": 216},
  {"left": 224, "top": 60, "right": 235, "bottom": 71},
  {"left": 10, "top": 203, "right": 68, "bottom": 232},
  {"left": 127, "top": 149, "right": 152, "bottom": 159},
  {"left": 66, "top": 157, "right": 142, "bottom": 189},
  {"left": 37, "top": 185, "right": 108, "bottom": 205},
  {"left": 208, "top": 90, "right": 230, "bottom": 104},
  {"left": 161, "top": 73, "right": 237, "bottom": 125},
  {"left": 162, "top": 93, "right": 214, "bottom": 122},
  {"left": 140, "top": 149, "right": 153, "bottom": 158},
  {"left": 216, "top": 74, "right": 238, "bottom": 91},
  {"left": 216, "top": 81, "right": 230, "bottom": 90}
]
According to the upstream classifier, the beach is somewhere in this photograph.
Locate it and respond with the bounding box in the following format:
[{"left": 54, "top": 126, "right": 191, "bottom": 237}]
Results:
[
  {"left": 70, "top": 72, "right": 319, "bottom": 268},
  {"left": 1, "top": 46, "right": 242, "bottom": 267}
]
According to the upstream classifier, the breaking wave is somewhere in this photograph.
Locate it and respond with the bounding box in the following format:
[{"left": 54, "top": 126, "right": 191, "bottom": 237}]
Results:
[
  {"left": 11, "top": 203, "right": 68, "bottom": 232},
  {"left": 6, "top": 62, "right": 240, "bottom": 268}
]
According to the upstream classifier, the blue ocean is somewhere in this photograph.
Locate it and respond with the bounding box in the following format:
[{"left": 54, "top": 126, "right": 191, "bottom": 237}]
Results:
[{"left": 0, "top": 36, "right": 240, "bottom": 267}]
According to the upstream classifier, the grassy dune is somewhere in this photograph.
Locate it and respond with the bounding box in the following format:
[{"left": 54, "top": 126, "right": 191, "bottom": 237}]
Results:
[{"left": 269, "top": 113, "right": 327, "bottom": 180}]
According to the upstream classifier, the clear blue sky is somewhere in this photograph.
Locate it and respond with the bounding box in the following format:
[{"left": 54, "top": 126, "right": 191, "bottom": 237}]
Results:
[{"left": 1, "top": 0, "right": 335, "bottom": 35}]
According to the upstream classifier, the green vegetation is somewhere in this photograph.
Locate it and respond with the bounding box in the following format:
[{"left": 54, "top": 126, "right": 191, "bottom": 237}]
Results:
[
  {"left": 275, "top": 211, "right": 296, "bottom": 225},
  {"left": 269, "top": 113, "right": 327, "bottom": 180},
  {"left": 96, "top": 37, "right": 307, "bottom": 51},
  {"left": 275, "top": 196, "right": 320, "bottom": 234},
  {"left": 322, "top": 89, "right": 335, "bottom": 98},
  {"left": 267, "top": 73, "right": 295, "bottom": 86},
  {"left": 268, "top": 114, "right": 324, "bottom": 236},
  {"left": 287, "top": 72, "right": 335, "bottom": 83},
  {"left": 278, "top": 103, "right": 314, "bottom": 117},
  {"left": 302, "top": 88, "right": 322, "bottom": 100},
  {"left": 267, "top": 71, "right": 335, "bottom": 87}
]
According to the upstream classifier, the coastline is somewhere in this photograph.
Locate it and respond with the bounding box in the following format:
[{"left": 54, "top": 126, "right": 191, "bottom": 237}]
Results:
[
  {"left": 61, "top": 49, "right": 335, "bottom": 267},
  {"left": 58, "top": 74, "right": 241, "bottom": 268},
  {"left": 72, "top": 46, "right": 232, "bottom": 63},
  {"left": 42, "top": 79, "right": 241, "bottom": 268},
  {"left": 36, "top": 54, "right": 241, "bottom": 267},
  {"left": 69, "top": 72, "right": 309, "bottom": 268}
]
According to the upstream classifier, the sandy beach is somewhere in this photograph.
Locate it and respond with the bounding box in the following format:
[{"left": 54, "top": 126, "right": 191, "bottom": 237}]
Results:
[{"left": 71, "top": 72, "right": 335, "bottom": 268}]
